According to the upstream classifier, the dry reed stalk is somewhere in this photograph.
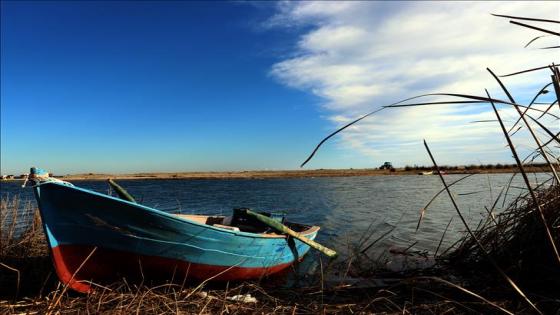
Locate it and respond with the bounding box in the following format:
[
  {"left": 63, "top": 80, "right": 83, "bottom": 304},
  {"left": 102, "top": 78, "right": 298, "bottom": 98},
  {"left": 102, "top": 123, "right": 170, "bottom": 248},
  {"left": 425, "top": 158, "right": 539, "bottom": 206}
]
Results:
[
  {"left": 551, "top": 65, "right": 560, "bottom": 106},
  {"left": 506, "top": 82, "right": 552, "bottom": 135},
  {"left": 416, "top": 173, "right": 477, "bottom": 231},
  {"left": 424, "top": 139, "right": 542, "bottom": 314},
  {"left": 434, "top": 217, "right": 453, "bottom": 258},
  {"left": 509, "top": 20, "right": 560, "bottom": 36},
  {"left": 485, "top": 89, "right": 560, "bottom": 265},
  {"left": 500, "top": 64, "right": 558, "bottom": 77},
  {"left": 486, "top": 67, "right": 560, "bottom": 184},
  {"left": 46, "top": 246, "right": 98, "bottom": 314}
]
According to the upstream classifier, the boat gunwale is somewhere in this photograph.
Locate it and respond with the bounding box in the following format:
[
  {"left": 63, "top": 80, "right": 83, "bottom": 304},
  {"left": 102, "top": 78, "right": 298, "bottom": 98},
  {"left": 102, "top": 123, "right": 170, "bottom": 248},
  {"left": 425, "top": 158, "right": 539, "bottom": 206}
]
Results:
[{"left": 36, "top": 181, "right": 320, "bottom": 239}]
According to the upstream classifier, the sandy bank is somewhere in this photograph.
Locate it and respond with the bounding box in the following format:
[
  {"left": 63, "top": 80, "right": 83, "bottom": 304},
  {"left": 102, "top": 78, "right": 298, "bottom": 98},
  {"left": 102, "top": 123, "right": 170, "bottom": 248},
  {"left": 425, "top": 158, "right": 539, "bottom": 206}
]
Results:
[{"left": 14, "top": 167, "right": 547, "bottom": 181}]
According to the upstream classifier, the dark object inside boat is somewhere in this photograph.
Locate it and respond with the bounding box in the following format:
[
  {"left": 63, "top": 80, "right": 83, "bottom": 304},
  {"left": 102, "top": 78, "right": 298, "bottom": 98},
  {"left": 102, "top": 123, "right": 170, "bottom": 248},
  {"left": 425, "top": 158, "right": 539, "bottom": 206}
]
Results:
[
  {"left": 199, "top": 208, "right": 309, "bottom": 234},
  {"left": 231, "top": 208, "right": 284, "bottom": 233}
]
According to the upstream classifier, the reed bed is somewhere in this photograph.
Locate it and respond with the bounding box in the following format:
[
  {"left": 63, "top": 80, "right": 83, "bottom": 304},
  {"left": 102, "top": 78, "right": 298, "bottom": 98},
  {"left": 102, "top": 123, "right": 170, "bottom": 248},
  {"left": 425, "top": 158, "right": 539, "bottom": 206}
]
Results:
[
  {"left": 444, "top": 182, "right": 560, "bottom": 314},
  {"left": 448, "top": 180, "right": 559, "bottom": 274},
  {"left": 0, "top": 196, "right": 44, "bottom": 257}
]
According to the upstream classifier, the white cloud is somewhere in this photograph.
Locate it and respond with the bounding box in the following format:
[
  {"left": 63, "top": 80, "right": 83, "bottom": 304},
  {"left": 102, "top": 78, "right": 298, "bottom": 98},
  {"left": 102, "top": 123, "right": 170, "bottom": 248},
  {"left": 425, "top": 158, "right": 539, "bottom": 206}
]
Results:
[{"left": 267, "top": 1, "right": 560, "bottom": 166}]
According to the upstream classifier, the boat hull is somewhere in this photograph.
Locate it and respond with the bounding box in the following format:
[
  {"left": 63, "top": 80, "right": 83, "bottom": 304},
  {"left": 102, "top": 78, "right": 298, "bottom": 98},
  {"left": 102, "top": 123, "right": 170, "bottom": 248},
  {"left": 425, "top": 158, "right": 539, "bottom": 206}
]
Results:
[{"left": 33, "top": 182, "right": 318, "bottom": 293}]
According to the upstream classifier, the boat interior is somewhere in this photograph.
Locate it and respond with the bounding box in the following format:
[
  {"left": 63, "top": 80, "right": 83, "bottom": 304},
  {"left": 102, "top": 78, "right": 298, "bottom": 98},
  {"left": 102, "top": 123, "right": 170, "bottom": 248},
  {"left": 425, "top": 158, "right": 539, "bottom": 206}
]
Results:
[{"left": 175, "top": 208, "right": 313, "bottom": 234}]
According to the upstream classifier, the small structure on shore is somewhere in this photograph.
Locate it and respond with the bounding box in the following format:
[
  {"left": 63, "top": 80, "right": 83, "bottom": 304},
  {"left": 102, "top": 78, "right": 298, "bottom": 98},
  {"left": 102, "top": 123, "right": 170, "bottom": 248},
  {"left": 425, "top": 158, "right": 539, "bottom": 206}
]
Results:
[{"left": 379, "top": 162, "right": 393, "bottom": 170}]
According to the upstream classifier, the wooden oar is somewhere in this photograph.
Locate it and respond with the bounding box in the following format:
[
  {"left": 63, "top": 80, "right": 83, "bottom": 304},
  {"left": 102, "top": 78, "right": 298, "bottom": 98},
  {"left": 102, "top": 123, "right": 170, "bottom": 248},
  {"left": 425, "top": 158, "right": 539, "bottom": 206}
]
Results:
[
  {"left": 243, "top": 209, "right": 338, "bottom": 258},
  {"left": 108, "top": 179, "right": 136, "bottom": 203}
]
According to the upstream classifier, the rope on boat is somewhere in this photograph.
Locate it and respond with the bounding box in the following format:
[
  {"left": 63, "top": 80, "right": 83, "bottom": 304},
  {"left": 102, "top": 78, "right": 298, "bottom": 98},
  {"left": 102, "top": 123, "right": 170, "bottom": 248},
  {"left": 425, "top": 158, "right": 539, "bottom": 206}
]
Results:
[{"left": 22, "top": 167, "right": 74, "bottom": 188}]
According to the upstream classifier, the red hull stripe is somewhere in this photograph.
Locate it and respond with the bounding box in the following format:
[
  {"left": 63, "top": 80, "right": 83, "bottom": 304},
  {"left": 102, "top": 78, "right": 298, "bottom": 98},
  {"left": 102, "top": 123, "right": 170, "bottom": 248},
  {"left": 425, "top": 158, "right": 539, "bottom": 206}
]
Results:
[{"left": 51, "top": 245, "right": 293, "bottom": 293}]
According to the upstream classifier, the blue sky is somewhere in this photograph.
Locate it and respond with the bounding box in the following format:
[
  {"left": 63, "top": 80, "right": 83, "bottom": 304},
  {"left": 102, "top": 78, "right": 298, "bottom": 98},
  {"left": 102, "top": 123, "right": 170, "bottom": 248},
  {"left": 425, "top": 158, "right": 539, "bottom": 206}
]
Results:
[
  {"left": 1, "top": 1, "right": 330, "bottom": 174},
  {"left": 1, "top": 1, "right": 558, "bottom": 174}
]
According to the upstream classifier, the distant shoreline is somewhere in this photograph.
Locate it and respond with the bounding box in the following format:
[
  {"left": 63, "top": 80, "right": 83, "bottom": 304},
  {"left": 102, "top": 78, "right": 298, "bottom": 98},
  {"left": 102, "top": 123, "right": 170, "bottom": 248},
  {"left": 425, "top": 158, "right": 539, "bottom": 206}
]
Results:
[{"left": 1, "top": 167, "right": 550, "bottom": 181}]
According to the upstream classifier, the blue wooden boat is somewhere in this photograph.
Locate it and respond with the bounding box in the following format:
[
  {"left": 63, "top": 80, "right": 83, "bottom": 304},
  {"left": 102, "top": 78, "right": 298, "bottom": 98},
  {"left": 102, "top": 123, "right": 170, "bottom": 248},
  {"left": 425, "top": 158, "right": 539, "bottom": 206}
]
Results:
[{"left": 27, "top": 168, "right": 319, "bottom": 293}]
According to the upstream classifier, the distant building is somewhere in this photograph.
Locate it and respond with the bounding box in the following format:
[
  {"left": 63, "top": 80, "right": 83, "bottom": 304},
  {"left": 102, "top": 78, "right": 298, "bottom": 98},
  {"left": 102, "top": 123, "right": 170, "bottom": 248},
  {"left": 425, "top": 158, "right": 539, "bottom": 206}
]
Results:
[{"left": 1, "top": 175, "right": 7, "bottom": 180}]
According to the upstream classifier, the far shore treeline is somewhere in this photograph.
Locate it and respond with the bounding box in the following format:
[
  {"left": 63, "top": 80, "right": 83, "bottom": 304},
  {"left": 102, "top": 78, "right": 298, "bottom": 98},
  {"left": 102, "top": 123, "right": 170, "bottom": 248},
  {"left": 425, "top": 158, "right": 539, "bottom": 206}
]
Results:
[{"left": 1, "top": 163, "right": 555, "bottom": 181}]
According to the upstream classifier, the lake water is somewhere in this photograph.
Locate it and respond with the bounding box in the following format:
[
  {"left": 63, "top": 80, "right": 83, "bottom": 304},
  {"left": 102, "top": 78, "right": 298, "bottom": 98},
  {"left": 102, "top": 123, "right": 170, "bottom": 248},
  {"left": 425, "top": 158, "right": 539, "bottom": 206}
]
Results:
[{"left": 1, "top": 173, "right": 548, "bottom": 261}]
